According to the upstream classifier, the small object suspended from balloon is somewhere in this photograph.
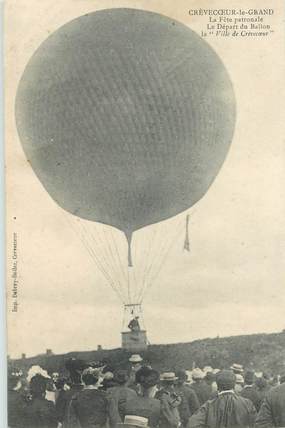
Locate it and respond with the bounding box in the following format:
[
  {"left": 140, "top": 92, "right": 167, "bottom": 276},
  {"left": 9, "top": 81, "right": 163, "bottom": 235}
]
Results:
[{"left": 184, "top": 214, "right": 190, "bottom": 252}]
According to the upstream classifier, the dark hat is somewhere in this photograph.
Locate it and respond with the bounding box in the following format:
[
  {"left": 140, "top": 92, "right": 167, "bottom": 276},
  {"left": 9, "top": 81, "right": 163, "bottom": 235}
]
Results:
[
  {"left": 114, "top": 370, "right": 129, "bottom": 385},
  {"left": 136, "top": 367, "right": 160, "bottom": 388},
  {"left": 89, "top": 359, "right": 110, "bottom": 369},
  {"left": 255, "top": 377, "right": 268, "bottom": 389},
  {"left": 88, "top": 361, "right": 102, "bottom": 369},
  {"left": 262, "top": 372, "right": 270, "bottom": 380},
  {"left": 244, "top": 370, "right": 255, "bottom": 384},
  {"left": 102, "top": 364, "right": 115, "bottom": 374},
  {"left": 216, "top": 370, "right": 236, "bottom": 390},
  {"left": 54, "top": 377, "right": 67, "bottom": 390},
  {"left": 30, "top": 374, "right": 48, "bottom": 396},
  {"left": 205, "top": 372, "right": 216, "bottom": 383},
  {"left": 175, "top": 370, "right": 188, "bottom": 381},
  {"left": 65, "top": 358, "right": 87, "bottom": 373}
]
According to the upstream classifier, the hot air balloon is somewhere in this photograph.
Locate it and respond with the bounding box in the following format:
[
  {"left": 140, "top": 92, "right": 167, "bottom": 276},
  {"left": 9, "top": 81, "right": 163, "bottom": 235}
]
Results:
[{"left": 15, "top": 8, "right": 235, "bottom": 349}]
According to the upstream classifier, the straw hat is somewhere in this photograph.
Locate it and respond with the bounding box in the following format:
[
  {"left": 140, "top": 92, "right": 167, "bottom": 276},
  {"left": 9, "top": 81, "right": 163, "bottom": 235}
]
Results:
[
  {"left": 235, "top": 374, "right": 244, "bottom": 384},
  {"left": 230, "top": 363, "right": 243, "bottom": 373},
  {"left": 129, "top": 354, "right": 143, "bottom": 363},
  {"left": 160, "top": 372, "right": 178, "bottom": 382},
  {"left": 118, "top": 415, "right": 149, "bottom": 427}
]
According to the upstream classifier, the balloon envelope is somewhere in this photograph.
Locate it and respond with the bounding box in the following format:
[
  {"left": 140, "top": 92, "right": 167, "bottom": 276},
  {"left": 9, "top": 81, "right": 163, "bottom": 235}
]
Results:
[{"left": 16, "top": 9, "right": 235, "bottom": 238}]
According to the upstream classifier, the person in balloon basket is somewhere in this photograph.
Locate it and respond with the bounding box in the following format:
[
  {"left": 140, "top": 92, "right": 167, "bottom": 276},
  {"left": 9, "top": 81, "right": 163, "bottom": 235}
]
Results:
[
  {"left": 128, "top": 316, "right": 141, "bottom": 332},
  {"left": 122, "top": 367, "right": 161, "bottom": 428},
  {"left": 174, "top": 370, "right": 200, "bottom": 427},
  {"left": 67, "top": 367, "right": 119, "bottom": 428},
  {"left": 55, "top": 358, "right": 87, "bottom": 426},
  {"left": 155, "top": 372, "right": 182, "bottom": 428},
  {"left": 188, "top": 370, "right": 257, "bottom": 428}
]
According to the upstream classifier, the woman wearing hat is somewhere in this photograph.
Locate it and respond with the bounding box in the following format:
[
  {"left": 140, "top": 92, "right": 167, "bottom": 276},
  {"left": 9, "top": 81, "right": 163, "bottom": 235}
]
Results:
[
  {"left": 122, "top": 367, "right": 161, "bottom": 428},
  {"left": 56, "top": 358, "right": 87, "bottom": 426},
  {"left": 155, "top": 372, "right": 182, "bottom": 428},
  {"left": 67, "top": 367, "right": 118, "bottom": 428},
  {"left": 8, "top": 368, "right": 26, "bottom": 428},
  {"left": 21, "top": 371, "right": 57, "bottom": 428}
]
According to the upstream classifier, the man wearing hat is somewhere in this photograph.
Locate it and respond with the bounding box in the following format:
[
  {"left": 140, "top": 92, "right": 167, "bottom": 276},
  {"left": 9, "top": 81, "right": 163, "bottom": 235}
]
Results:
[
  {"left": 107, "top": 370, "right": 137, "bottom": 421},
  {"left": 123, "top": 367, "right": 161, "bottom": 428},
  {"left": 190, "top": 368, "right": 212, "bottom": 406},
  {"left": 255, "top": 376, "right": 270, "bottom": 411},
  {"left": 230, "top": 363, "right": 244, "bottom": 375},
  {"left": 240, "top": 370, "right": 261, "bottom": 411},
  {"left": 21, "top": 372, "right": 57, "bottom": 428},
  {"left": 204, "top": 371, "right": 217, "bottom": 394},
  {"left": 255, "top": 380, "right": 285, "bottom": 427},
  {"left": 234, "top": 374, "right": 244, "bottom": 394},
  {"left": 189, "top": 370, "right": 256, "bottom": 428},
  {"left": 155, "top": 372, "right": 181, "bottom": 428},
  {"left": 128, "top": 355, "right": 143, "bottom": 392},
  {"left": 55, "top": 358, "right": 87, "bottom": 426},
  {"left": 67, "top": 367, "right": 118, "bottom": 428},
  {"left": 129, "top": 354, "right": 143, "bottom": 369},
  {"left": 174, "top": 370, "right": 200, "bottom": 427}
]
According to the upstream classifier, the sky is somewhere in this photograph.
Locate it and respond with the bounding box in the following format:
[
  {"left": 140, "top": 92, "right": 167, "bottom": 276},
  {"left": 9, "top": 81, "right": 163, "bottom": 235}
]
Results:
[{"left": 6, "top": 0, "right": 285, "bottom": 358}]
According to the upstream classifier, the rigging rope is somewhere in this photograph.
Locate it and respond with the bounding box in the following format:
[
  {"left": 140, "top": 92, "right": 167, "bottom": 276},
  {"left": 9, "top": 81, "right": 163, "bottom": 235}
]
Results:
[
  {"left": 63, "top": 205, "right": 196, "bottom": 307},
  {"left": 66, "top": 215, "right": 126, "bottom": 303}
]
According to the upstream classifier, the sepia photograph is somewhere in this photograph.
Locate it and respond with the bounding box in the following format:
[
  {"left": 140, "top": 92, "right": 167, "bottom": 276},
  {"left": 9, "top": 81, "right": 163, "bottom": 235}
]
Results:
[{"left": 5, "top": 0, "right": 285, "bottom": 427}]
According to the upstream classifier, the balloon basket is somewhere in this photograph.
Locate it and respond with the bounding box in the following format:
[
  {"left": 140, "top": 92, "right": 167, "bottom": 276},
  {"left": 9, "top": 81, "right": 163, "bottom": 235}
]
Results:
[{"left": 121, "top": 330, "right": 148, "bottom": 351}]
